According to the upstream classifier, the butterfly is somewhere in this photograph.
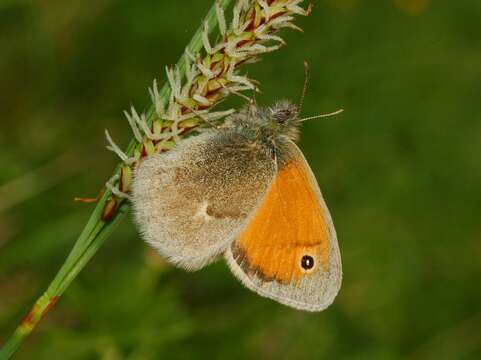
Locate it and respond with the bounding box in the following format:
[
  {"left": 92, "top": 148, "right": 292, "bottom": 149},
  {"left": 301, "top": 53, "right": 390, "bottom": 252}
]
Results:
[{"left": 131, "top": 78, "right": 342, "bottom": 311}]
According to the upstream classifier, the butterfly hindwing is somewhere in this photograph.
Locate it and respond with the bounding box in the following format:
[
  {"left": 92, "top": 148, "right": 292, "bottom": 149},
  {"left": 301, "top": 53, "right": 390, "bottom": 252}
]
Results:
[{"left": 132, "top": 130, "right": 276, "bottom": 271}]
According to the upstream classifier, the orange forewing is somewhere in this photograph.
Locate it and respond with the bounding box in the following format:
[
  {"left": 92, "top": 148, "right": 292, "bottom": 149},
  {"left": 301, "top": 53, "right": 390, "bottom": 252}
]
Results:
[{"left": 233, "top": 155, "right": 330, "bottom": 285}]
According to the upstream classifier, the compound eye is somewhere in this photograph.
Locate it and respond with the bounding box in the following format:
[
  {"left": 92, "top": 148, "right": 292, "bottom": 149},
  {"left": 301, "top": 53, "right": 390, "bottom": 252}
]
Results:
[{"left": 273, "top": 109, "right": 291, "bottom": 124}]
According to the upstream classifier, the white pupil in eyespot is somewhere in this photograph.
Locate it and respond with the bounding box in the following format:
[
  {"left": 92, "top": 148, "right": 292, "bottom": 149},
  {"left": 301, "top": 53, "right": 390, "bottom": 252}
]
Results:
[{"left": 301, "top": 255, "right": 314, "bottom": 270}]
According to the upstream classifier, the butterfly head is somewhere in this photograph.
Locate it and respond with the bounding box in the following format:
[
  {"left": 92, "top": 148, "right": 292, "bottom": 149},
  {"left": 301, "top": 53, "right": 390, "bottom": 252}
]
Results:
[{"left": 258, "top": 99, "right": 301, "bottom": 143}]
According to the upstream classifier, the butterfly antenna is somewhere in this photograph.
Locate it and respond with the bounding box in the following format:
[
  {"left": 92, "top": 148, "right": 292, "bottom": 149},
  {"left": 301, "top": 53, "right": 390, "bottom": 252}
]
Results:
[
  {"left": 298, "top": 60, "right": 310, "bottom": 114},
  {"left": 299, "top": 108, "right": 344, "bottom": 122},
  {"left": 297, "top": 60, "right": 344, "bottom": 122}
]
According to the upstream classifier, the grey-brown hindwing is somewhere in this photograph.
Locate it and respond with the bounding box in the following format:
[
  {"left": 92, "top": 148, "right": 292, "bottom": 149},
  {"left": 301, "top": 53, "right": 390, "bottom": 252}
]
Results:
[{"left": 132, "top": 129, "right": 276, "bottom": 271}]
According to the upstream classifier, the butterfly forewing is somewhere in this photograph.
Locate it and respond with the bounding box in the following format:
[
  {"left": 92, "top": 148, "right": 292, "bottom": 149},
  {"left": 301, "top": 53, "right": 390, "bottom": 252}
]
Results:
[{"left": 225, "top": 141, "right": 342, "bottom": 311}]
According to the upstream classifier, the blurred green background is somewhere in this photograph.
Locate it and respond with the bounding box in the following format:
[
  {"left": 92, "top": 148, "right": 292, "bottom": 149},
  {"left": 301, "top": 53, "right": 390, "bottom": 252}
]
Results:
[{"left": 1, "top": 0, "right": 480, "bottom": 359}]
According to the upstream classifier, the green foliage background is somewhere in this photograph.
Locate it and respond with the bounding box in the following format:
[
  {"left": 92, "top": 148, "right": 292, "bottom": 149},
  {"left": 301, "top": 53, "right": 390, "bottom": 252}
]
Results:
[{"left": 1, "top": 0, "right": 480, "bottom": 359}]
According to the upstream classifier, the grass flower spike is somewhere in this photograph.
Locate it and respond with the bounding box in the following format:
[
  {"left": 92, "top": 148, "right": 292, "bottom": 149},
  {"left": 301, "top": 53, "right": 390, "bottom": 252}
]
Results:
[{"left": 104, "top": 0, "right": 312, "bottom": 207}]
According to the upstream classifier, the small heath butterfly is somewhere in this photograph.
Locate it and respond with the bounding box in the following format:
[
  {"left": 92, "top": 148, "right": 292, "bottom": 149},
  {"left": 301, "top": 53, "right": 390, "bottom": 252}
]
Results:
[{"left": 132, "top": 68, "right": 342, "bottom": 312}]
